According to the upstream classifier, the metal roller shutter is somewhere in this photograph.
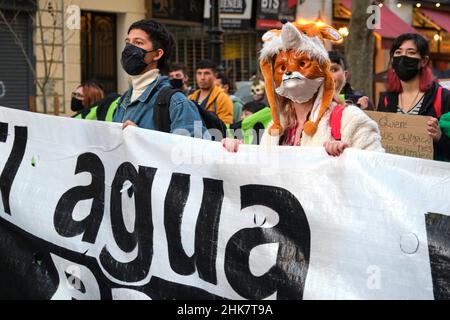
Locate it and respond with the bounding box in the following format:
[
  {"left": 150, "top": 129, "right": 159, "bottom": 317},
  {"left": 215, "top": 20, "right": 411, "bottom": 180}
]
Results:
[
  {"left": 169, "top": 27, "right": 259, "bottom": 90},
  {"left": 170, "top": 26, "right": 210, "bottom": 89},
  {"left": 222, "top": 31, "right": 258, "bottom": 87},
  {"left": 0, "top": 11, "right": 33, "bottom": 110}
]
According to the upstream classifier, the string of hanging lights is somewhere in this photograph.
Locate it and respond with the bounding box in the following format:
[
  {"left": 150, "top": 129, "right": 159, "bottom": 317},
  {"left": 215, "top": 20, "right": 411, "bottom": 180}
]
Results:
[{"left": 394, "top": 2, "right": 441, "bottom": 8}]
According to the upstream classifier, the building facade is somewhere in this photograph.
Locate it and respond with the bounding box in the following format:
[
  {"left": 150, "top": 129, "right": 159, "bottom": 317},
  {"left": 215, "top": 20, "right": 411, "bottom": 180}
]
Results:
[
  {"left": 0, "top": 0, "right": 37, "bottom": 111},
  {"left": 1, "top": 0, "right": 448, "bottom": 115},
  {"left": 1, "top": 0, "right": 146, "bottom": 115},
  {"left": 331, "top": 0, "right": 450, "bottom": 106}
]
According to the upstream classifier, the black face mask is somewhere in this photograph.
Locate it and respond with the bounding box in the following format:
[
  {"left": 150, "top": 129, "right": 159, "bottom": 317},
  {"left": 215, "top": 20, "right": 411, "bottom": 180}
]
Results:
[
  {"left": 392, "top": 56, "right": 421, "bottom": 82},
  {"left": 71, "top": 97, "right": 84, "bottom": 112},
  {"left": 121, "top": 43, "right": 156, "bottom": 76},
  {"left": 170, "top": 78, "right": 184, "bottom": 89}
]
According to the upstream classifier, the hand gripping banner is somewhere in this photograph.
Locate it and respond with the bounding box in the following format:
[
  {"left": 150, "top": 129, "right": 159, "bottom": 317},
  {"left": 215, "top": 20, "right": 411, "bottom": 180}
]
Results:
[{"left": 0, "top": 106, "right": 449, "bottom": 300}]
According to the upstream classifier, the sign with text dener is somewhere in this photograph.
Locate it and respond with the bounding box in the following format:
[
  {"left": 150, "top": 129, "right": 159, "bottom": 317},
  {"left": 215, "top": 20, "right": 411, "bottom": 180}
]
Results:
[
  {"left": 366, "top": 111, "right": 434, "bottom": 160},
  {"left": 204, "top": 0, "right": 253, "bottom": 29}
]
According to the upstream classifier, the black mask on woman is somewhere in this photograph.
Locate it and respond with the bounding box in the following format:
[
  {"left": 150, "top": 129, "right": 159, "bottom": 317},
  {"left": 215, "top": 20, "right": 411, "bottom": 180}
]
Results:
[
  {"left": 170, "top": 78, "right": 184, "bottom": 89},
  {"left": 71, "top": 97, "right": 84, "bottom": 112},
  {"left": 392, "top": 56, "right": 421, "bottom": 82},
  {"left": 121, "top": 43, "right": 157, "bottom": 76}
]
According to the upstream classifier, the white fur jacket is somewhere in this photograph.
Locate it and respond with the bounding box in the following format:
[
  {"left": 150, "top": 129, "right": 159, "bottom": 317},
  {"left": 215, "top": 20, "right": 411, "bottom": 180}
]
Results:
[{"left": 260, "top": 105, "right": 385, "bottom": 152}]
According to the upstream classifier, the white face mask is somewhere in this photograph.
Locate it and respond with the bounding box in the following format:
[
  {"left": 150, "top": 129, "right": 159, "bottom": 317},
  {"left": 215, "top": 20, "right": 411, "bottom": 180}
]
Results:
[{"left": 276, "top": 71, "right": 324, "bottom": 104}]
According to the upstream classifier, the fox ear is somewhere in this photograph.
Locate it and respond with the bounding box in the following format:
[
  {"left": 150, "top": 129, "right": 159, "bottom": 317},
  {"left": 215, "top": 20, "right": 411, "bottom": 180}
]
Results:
[
  {"left": 262, "top": 29, "right": 281, "bottom": 42},
  {"left": 320, "top": 26, "right": 342, "bottom": 42}
]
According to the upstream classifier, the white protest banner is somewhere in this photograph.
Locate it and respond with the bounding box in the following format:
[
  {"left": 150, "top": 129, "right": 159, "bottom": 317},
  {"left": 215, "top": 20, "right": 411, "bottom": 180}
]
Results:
[{"left": 0, "top": 106, "right": 450, "bottom": 300}]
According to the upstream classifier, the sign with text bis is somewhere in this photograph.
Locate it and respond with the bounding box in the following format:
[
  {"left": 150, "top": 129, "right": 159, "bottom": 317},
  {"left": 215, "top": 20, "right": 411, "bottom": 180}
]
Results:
[
  {"left": 256, "top": 0, "right": 297, "bottom": 29},
  {"left": 366, "top": 111, "right": 434, "bottom": 160}
]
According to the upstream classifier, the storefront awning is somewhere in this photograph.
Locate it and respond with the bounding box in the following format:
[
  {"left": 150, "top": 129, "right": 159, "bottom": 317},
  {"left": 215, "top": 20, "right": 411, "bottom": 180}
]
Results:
[
  {"left": 340, "top": 0, "right": 417, "bottom": 39},
  {"left": 419, "top": 8, "right": 450, "bottom": 33}
]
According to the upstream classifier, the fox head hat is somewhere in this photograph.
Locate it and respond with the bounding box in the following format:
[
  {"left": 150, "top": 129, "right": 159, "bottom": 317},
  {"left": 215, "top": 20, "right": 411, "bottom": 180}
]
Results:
[{"left": 259, "top": 20, "right": 342, "bottom": 136}]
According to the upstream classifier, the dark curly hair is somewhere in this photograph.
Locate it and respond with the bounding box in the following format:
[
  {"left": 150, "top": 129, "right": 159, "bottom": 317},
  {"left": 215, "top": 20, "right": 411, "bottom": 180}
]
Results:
[
  {"left": 128, "top": 19, "right": 174, "bottom": 74},
  {"left": 216, "top": 71, "right": 234, "bottom": 92},
  {"left": 196, "top": 59, "right": 216, "bottom": 71},
  {"left": 168, "top": 63, "right": 187, "bottom": 73}
]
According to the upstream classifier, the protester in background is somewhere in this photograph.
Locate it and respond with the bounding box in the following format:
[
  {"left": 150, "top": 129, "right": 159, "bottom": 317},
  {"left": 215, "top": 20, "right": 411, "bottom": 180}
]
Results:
[
  {"left": 328, "top": 50, "right": 372, "bottom": 110},
  {"left": 215, "top": 72, "right": 244, "bottom": 124},
  {"left": 113, "top": 19, "right": 205, "bottom": 137},
  {"left": 71, "top": 79, "right": 120, "bottom": 121},
  {"left": 250, "top": 79, "right": 266, "bottom": 104},
  {"left": 189, "top": 60, "right": 233, "bottom": 125},
  {"left": 168, "top": 63, "right": 193, "bottom": 96},
  {"left": 71, "top": 79, "right": 103, "bottom": 113},
  {"left": 240, "top": 100, "right": 266, "bottom": 121},
  {"left": 228, "top": 101, "right": 271, "bottom": 145},
  {"left": 377, "top": 33, "right": 450, "bottom": 161}
]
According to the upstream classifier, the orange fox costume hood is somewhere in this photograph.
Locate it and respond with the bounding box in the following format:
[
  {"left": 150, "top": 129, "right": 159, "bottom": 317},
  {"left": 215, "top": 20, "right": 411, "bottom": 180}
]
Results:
[{"left": 259, "top": 20, "right": 342, "bottom": 136}]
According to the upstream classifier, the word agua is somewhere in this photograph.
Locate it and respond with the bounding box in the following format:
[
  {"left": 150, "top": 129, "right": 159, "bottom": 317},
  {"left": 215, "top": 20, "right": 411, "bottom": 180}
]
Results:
[{"left": 0, "top": 122, "right": 310, "bottom": 300}]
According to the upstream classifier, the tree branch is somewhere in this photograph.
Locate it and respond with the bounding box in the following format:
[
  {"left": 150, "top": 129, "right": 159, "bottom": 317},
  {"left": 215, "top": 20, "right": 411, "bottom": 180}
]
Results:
[
  {"left": 37, "top": 5, "right": 49, "bottom": 88},
  {"left": 47, "top": 5, "right": 59, "bottom": 80}
]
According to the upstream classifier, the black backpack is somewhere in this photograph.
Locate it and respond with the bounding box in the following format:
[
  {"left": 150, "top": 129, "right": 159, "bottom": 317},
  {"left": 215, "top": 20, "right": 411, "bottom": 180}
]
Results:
[{"left": 153, "top": 87, "right": 227, "bottom": 140}]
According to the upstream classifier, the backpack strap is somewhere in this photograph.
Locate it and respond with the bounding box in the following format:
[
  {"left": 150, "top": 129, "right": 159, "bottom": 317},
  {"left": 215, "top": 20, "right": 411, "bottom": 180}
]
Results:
[
  {"left": 153, "top": 87, "right": 182, "bottom": 133},
  {"left": 330, "top": 104, "right": 345, "bottom": 141},
  {"left": 96, "top": 93, "right": 121, "bottom": 121},
  {"left": 434, "top": 86, "right": 443, "bottom": 118}
]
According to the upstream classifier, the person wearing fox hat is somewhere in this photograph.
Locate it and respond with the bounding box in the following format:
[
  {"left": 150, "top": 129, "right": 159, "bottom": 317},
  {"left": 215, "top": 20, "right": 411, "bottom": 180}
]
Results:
[{"left": 257, "top": 20, "right": 384, "bottom": 156}]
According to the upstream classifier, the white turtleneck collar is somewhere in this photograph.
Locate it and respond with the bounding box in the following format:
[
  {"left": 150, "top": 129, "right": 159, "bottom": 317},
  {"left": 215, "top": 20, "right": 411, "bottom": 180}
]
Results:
[{"left": 130, "top": 68, "right": 160, "bottom": 103}]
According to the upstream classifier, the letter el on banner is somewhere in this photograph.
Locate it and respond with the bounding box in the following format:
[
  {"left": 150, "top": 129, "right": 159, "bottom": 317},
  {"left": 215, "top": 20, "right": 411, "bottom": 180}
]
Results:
[
  {"left": 1, "top": 106, "right": 450, "bottom": 300},
  {"left": 366, "top": 111, "right": 434, "bottom": 160}
]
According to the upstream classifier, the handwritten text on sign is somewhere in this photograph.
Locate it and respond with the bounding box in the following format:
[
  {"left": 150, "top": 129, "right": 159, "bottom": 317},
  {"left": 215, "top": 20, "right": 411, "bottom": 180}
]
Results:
[{"left": 366, "top": 111, "right": 433, "bottom": 160}]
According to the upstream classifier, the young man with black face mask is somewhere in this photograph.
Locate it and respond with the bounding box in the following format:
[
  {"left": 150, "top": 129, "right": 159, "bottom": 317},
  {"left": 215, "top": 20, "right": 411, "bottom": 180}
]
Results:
[
  {"left": 377, "top": 33, "right": 450, "bottom": 161},
  {"left": 168, "top": 63, "right": 193, "bottom": 96},
  {"left": 113, "top": 20, "right": 206, "bottom": 137}
]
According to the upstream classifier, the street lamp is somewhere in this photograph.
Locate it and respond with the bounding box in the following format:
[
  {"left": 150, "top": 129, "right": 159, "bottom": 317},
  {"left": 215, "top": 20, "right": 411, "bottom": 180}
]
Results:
[
  {"left": 208, "top": 0, "right": 224, "bottom": 70},
  {"left": 434, "top": 31, "right": 442, "bottom": 53}
]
